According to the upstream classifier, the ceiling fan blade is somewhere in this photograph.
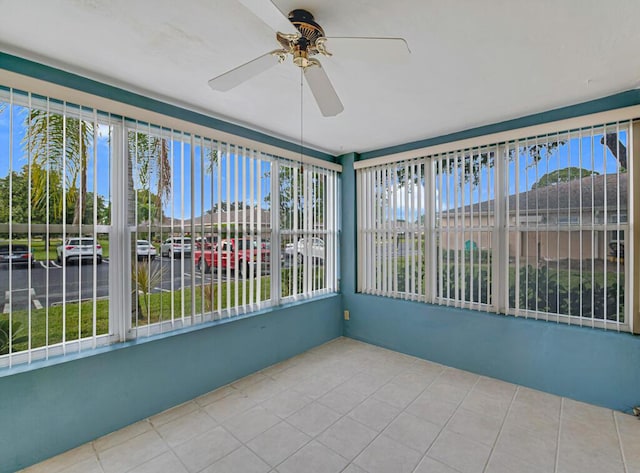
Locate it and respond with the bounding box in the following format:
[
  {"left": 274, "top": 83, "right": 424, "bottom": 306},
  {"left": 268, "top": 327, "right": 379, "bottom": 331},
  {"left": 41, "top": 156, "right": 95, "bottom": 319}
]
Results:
[
  {"left": 209, "top": 51, "right": 282, "bottom": 91},
  {"left": 236, "top": 0, "right": 299, "bottom": 35},
  {"left": 324, "top": 37, "right": 411, "bottom": 63},
  {"left": 304, "top": 62, "right": 344, "bottom": 117}
]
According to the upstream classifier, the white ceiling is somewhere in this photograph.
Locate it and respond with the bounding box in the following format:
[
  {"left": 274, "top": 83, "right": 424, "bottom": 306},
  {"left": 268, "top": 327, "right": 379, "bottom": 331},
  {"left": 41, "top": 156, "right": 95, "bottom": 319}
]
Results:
[{"left": 1, "top": 0, "right": 640, "bottom": 156}]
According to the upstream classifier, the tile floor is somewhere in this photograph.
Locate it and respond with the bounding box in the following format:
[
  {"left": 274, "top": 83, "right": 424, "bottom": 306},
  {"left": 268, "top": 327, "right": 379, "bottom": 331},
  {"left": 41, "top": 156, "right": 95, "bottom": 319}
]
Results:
[{"left": 21, "top": 337, "right": 640, "bottom": 473}]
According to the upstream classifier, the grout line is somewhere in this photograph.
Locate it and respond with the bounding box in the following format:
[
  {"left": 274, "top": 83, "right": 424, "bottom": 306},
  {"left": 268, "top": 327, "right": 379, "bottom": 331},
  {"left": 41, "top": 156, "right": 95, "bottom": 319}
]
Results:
[
  {"left": 414, "top": 372, "right": 483, "bottom": 472},
  {"left": 480, "top": 384, "right": 519, "bottom": 473},
  {"left": 613, "top": 411, "right": 630, "bottom": 473},
  {"left": 554, "top": 397, "right": 564, "bottom": 473}
]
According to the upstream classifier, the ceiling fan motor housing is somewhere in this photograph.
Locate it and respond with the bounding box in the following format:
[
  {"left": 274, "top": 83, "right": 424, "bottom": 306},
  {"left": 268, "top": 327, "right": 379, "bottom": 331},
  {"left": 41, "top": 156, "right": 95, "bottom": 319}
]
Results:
[{"left": 277, "top": 8, "right": 326, "bottom": 65}]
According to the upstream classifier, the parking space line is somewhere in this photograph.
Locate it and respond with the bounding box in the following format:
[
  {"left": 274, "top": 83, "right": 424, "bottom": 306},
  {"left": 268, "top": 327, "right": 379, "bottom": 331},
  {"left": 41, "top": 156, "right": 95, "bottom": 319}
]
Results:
[
  {"left": 50, "top": 260, "right": 62, "bottom": 268},
  {"left": 154, "top": 287, "right": 171, "bottom": 293},
  {"left": 2, "top": 304, "right": 9, "bottom": 314},
  {"left": 33, "top": 299, "right": 43, "bottom": 309}
]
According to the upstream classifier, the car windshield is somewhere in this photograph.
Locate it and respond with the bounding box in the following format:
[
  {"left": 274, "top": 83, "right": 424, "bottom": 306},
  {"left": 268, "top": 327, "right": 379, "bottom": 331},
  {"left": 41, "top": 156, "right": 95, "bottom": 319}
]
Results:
[{"left": 137, "top": 240, "right": 151, "bottom": 246}]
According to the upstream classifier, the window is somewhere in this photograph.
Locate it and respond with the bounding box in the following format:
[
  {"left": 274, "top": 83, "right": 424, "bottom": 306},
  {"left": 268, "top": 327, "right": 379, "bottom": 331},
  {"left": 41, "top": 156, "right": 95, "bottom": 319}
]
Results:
[
  {"left": 0, "top": 86, "right": 341, "bottom": 366},
  {"left": 278, "top": 162, "right": 339, "bottom": 301},
  {"left": 357, "top": 121, "right": 632, "bottom": 330}
]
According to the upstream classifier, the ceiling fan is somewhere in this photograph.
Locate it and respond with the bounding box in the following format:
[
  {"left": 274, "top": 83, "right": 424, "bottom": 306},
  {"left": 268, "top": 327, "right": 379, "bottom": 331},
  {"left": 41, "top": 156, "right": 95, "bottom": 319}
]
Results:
[{"left": 208, "top": 0, "right": 411, "bottom": 117}]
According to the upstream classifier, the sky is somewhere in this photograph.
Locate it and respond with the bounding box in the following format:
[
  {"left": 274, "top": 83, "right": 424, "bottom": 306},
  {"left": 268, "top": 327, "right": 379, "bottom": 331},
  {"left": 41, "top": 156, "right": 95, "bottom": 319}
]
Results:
[
  {"left": 0, "top": 99, "right": 628, "bottom": 221},
  {"left": 0, "top": 102, "right": 273, "bottom": 220}
]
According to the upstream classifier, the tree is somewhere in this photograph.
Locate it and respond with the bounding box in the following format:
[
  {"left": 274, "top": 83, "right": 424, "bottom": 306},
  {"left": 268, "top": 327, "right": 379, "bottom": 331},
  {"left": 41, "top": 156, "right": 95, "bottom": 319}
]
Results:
[
  {"left": 128, "top": 132, "right": 171, "bottom": 224},
  {"left": 531, "top": 167, "right": 599, "bottom": 189},
  {"left": 25, "top": 110, "right": 93, "bottom": 225},
  {"left": 264, "top": 166, "right": 326, "bottom": 229}
]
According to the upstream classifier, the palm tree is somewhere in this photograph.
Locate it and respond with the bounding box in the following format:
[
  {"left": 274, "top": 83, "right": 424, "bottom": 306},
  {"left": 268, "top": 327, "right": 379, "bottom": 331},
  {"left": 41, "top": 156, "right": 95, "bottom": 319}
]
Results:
[
  {"left": 26, "top": 109, "right": 92, "bottom": 225},
  {"left": 128, "top": 131, "right": 172, "bottom": 225}
]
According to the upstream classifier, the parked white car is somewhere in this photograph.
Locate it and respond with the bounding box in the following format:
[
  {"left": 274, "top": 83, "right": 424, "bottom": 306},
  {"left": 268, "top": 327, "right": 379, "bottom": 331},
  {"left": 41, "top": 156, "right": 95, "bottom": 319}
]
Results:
[
  {"left": 136, "top": 240, "right": 157, "bottom": 260},
  {"left": 284, "top": 237, "right": 325, "bottom": 263},
  {"left": 56, "top": 237, "right": 103, "bottom": 264},
  {"left": 161, "top": 237, "right": 192, "bottom": 258}
]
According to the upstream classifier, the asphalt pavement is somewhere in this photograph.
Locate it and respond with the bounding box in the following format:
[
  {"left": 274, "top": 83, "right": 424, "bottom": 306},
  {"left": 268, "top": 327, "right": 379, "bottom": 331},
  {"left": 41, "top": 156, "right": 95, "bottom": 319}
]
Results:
[{"left": 0, "top": 256, "right": 223, "bottom": 313}]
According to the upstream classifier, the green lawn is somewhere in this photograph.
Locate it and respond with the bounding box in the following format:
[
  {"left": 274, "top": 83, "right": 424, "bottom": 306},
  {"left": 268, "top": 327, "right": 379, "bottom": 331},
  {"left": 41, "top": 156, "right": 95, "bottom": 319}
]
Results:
[{"left": 6, "top": 276, "right": 271, "bottom": 354}]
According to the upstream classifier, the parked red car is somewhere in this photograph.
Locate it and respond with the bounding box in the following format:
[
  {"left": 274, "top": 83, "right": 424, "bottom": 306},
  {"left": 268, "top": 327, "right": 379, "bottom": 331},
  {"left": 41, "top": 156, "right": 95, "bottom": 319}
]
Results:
[{"left": 194, "top": 238, "right": 270, "bottom": 276}]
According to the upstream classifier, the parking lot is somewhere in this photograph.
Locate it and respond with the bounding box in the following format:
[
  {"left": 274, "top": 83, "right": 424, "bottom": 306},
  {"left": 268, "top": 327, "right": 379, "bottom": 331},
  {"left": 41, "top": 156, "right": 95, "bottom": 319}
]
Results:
[{"left": 0, "top": 255, "right": 224, "bottom": 313}]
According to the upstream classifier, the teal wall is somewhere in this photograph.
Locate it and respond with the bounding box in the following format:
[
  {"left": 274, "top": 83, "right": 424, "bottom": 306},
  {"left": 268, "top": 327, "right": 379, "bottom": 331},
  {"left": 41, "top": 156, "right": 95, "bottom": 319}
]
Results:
[
  {"left": 0, "top": 296, "right": 342, "bottom": 473},
  {"left": 339, "top": 152, "right": 640, "bottom": 414}
]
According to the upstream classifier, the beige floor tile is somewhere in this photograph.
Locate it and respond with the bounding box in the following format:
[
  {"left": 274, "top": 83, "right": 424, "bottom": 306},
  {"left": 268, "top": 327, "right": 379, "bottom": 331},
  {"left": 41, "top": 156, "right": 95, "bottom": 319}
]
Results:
[
  {"left": 317, "top": 385, "right": 368, "bottom": 415},
  {"left": 276, "top": 441, "right": 348, "bottom": 473},
  {"left": 562, "top": 398, "right": 615, "bottom": 430},
  {"left": 460, "top": 389, "right": 512, "bottom": 420},
  {"left": 514, "top": 387, "right": 562, "bottom": 412},
  {"left": 414, "top": 456, "right": 464, "bottom": 473},
  {"left": 438, "top": 368, "right": 479, "bottom": 390},
  {"left": 195, "top": 386, "right": 238, "bottom": 408},
  {"left": 231, "top": 372, "right": 269, "bottom": 391},
  {"left": 291, "top": 371, "right": 348, "bottom": 400},
  {"left": 172, "top": 426, "right": 241, "bottom": 473},
  {"left": 286, "top": 402, "right": 341, "bottom": 437},
  {"left": 354, "top": 435, "right": 421, "bottom": 473},
  {"left": 347, "top": 398, "right": 400, "bottom": 432},
  {"left": 239, "top": 377, "right": 286, "bottom": 403},
  {"left": 427, "top": 430, "right": 492, "bottom": 473},
  {"left": 426, "top": 379, "right": 472, "bottom": 404},
  {"left": 557, "top": 433, "right": 624, "bottom": 473},
  {"left": 127, "top": 451, "right": 188, "bottom": 473},
  {"left": 338, "top": 371, "right": 388, "bottom": 397},
  {"left": 201, "top": 446, "right": 270, "bottom": 473},
  {"left": 98, "top": 430, "right": 168, "bottom": 473},
  {"left": 94, "top": 420, "right": 152, "bottom": 452},
  {"left": 340, "top": 464, "right": 368, "bottom": 473},
  {"left": 317, "top": 416, "right": 377, "bottom": 460},
  {"left": 446, "top": 408, "right": 503, "bottom": 446},
  {"left": 149, "top": 400, "right": 199, "bottom": 426},
  {"left": 391, "top": 365, "right": 441, "bottom": 392},
  {"left": 260, "top": 388, "right": 313, "bottom": 419},
  {"left": 473, "top": 377, "right": 517, "bottom": 400},
  {"left": 484, "top": 450, "right": 551, "bottom": 473},
  {"left": 406, "top": 391, "right": 459, "bottom": 426},
  {"left": 372, "top": 380, "right": 423, "bottom": 409},
  {"left": 247, "top": 422, "right": 311, "bottom": 467},
  {"left": 23, "top": 339, "right": 635, "bottom": 473},
  {"left": 19, "top": 444, "right": 97, "bottom": 473},
  {"left": 503, "top": 405, "right": 559, "bottom": 439},
  {"left": 156, "top": 409, "right": 217, "bottom": 447},
  {"left": 56, "top": 457, "right": 104, "bottom": 473},
  {"left": 493, "top": 423, "right": 557, "bottom": 472},
  {"left": 223, "top": 405, "right": 281, "bottom": 443},
  {"left": 203, "top": 392, "right": 257, "bottom": 423},
  {"left": 382, "top": 412, "right": 441, "bottom": 454}
]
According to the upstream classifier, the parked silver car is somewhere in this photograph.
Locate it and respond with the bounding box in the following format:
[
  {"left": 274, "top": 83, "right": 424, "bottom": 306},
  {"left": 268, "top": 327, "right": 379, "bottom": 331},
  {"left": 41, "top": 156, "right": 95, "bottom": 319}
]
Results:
[
  {"left": 56, "top": 237, "right": 103, "bottom": 264},
  {"left": 161, "top": 237, "right": 192, "bottom": 258},
  {"left": 284, "top": 237, "right": 325, "bottom": 264},
  {"left": 136, "top": 240, "right": 157, "bottom": 260}
]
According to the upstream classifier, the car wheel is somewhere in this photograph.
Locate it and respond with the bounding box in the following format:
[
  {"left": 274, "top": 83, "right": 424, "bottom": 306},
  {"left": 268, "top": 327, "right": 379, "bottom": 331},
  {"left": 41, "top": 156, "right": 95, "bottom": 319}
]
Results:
[
  {"left": 97, "top": 256, "right": 103, "bottom": 265},
  {"left": 57, "top": 254, "right": 62, "bottom": 264}
]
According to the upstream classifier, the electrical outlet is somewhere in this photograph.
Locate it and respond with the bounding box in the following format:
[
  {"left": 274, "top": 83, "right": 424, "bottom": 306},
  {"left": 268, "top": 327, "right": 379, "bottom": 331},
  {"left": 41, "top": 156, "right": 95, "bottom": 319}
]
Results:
[{"left": 343, "top": 310, "right": 350, "bottom": 320}]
